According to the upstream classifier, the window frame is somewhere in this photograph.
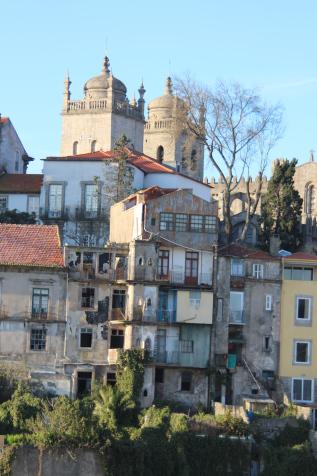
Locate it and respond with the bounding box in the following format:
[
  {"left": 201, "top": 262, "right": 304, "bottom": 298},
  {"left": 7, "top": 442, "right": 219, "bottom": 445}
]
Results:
[
  {"left": 190, "top": 214, "right": 204, "bottom": 232},
  {"left": 294, "top": 340, "right": 311, "bottom": 365},
  {"left": 296, "top": 296, "right": 312, "bottom": 322},
  {"left": 175, "top": 213, "right": 188, "bottom": 232},
  {"left": 79, "top": 327, "right": 93, "bottom": 349},
  {"left": 252, "top": 263, "right": 264, "bottom": 279},
  {"left": 265, "top": 295, "right": 273, "bottom": 311},
  {"left": 158, "top": 250, "right": 169, "bottom": 278},
  {"left": 292, "top": 377, "right": 314, "bottom": 403},
  {"left": 160, "top": 212, "right": 174, "bottom": 231},
  {"left": 204, "top": 216, "right": 217, "bottom": 232},
  {"left": 81, "top": 287, "right": 95, "bottom": 309},
  {"left": 231, "top": 258, "right": 245, "bottom": 277},
  {"left": 32, "top": 288, "right": 49, "bottom": 319},
  {"left": 180, "top": 340, "right": 194, "bottom": 353},
  {"left": 48, "top": 183, "right": 63, "bottom": 218},
  {"left": 180, "top": 371, "right": 192, "bottom": 392},
  {"left": 30, "top": 328, "right": 47, "bottom": 352},
  {"left": 84, "top": 183, "right": 99, "bottom": 218}
]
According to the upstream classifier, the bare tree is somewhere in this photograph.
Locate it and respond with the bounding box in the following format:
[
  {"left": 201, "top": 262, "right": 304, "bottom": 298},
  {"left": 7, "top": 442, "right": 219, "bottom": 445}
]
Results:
[{"left": 174, "top": 77, "right": 283, "bottom": 243}]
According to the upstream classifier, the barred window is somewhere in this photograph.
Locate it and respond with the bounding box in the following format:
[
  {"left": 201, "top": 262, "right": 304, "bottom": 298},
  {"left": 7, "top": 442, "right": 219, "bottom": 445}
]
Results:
[
  {"left": 180, "top": 340, "right": 194, "bottom": 353},
  {"left": 175, "top": 213, "right": 188, "bottom": 231},
  {"left": 204, "top": 216, "right": 217, "bottom": 232},
  {"left": 190, "top": 215, "right": 203, "bottom": 232},
  {"left": 160, "top": 213, "right": 174, "bottom": 231},
  {"left": 30, "top": 328, "right": 47, "bottom": 351}
]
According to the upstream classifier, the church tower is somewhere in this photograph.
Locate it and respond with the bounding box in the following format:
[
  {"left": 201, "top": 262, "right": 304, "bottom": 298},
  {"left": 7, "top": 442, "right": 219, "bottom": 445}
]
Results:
[
  {"left": 61, "top": 57, "right": 145, "bottom": 155},
  {"left": 143, "top": 77, "right": 204, "bottom": 181}
]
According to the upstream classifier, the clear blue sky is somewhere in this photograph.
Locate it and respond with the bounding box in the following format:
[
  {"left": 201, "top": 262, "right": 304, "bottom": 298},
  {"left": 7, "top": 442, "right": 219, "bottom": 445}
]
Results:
[{"left": 1, "top": 0, "right": 317, "bottom": 177}]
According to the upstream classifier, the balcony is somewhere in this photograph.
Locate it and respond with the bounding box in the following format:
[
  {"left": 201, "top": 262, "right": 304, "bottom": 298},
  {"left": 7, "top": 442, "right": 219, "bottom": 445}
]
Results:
[
  {"left": 156, "top": 310, "right": 176, "bottom": 324},
  {"left": 153, "top": 350, "right": 180, "bottom": 364},
  {"left": 75, "top": 207, "right": 108, "bottom": 221},
  {"left": 229, "top": 310, "right": 246, "bottom": 325},
  {"left": 157, "top": 270, "right": 212, "bottom": 286},
  {"left": 40, "top": 207, "right": 69, "bottom": 221}
]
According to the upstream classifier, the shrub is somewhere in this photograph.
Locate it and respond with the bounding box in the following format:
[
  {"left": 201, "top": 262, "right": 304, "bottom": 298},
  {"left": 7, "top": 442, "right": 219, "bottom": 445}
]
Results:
[
  {"left": 273, "top": 419, "right": 310, "bottom": 448},
  {"left": 93, "top": 385, "right": 135, "bottom": 432},
  {"left": 215, "top": 410, "right": 249, "bottom": 437},
  {"left": 261, "top": 442, "right": 317, "bottom": 476}
]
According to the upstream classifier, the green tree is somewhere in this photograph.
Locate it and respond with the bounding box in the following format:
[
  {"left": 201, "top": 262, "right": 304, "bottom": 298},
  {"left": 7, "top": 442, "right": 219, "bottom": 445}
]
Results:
[
  {"left": 93, "top": 385, "right": 135, "bottom": 432},
  {"left": 0, "top": 209, "right": 36, "bottom": 224},
  {"left": 260, "top": 159, "right": 302, "bottom": 251}
]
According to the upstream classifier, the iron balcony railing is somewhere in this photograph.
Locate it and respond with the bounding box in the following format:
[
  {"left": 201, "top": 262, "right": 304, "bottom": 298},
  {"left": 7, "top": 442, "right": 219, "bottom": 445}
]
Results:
[
  {"left": 229, "top": 310, "right": 246, "bottom": 325},
  {"left": 157, "top": 270, "right": 212, "bottom": 286},
  {"left": 156, "top": 309, "right": 176, "bottom": 324}
]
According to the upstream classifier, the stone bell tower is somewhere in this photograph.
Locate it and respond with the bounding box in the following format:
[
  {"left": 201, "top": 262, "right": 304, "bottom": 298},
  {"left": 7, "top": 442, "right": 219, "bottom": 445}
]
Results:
[
  {"left": 143, "top": 77, "right": 204, "bottom": 181},
  {"left": 61, "top": 57, "right": 145, "bottom": 156}
]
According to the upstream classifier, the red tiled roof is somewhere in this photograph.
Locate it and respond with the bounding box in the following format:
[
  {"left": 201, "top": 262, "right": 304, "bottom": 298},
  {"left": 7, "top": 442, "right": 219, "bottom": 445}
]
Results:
[
  {"left": 219, "top": 243, "right": 277, "bottom": 260},
  {"left": 0, "top": 117, "right": 9, "bottom": 124},
  {"left": 0, "top": 224, "right": 64, "bottom": 268},
  {"left": 45, "top": 148, "right": 212, "bottom": 188},
  {"left": 284, "top": 252, "right": 317, "bottom": 261},
  {"left": 0, "top": 174, "right": 43, "bottom": 194}
]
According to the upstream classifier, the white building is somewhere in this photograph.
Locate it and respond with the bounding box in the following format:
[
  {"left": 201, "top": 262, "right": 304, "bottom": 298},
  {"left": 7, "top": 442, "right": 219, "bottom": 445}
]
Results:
[
  {"left": 0, "top": 116, "right": 33, "bottom": 173},
  {"left": 0, "top": 173, "right": 42, "bottom": 218}
]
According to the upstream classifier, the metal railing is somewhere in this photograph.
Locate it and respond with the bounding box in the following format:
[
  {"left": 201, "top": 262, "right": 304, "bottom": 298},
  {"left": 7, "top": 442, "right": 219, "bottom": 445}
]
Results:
[
  {"left": 157, "top": 270, "right": 212, "bottom": 286},
  {"left": 153, "top": 350, "right": 180, "bottom": 364},
  {"left": 156, "top": 310, "right": 176, "bottom": 323},
  {"left": 229, "top": 310, "right": 246, "bottom": 324}
]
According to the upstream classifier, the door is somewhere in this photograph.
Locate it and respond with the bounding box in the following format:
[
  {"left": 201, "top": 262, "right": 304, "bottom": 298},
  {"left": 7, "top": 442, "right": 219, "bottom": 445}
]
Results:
[
  {"left": 156, "top": 329, "right": 166, "bottom": 363},
  {"left": 158, "top": 250, "right": 169, "bottom": 279},
  {"left": 185, "top": 251, "right": 198, "bottom": 284}
]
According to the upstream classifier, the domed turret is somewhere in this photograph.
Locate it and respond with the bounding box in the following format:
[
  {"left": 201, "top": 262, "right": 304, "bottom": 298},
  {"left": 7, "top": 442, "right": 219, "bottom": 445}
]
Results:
[{"left": 84, "top": 56, "right": 127, "bottom": 101}]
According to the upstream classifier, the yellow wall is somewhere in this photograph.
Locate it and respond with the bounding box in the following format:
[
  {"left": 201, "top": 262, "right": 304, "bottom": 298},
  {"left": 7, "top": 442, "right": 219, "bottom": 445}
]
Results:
[
  {"left": 176, "top": 291, "right": 213, "bottom": 324},
  {"left": 280, "top": 276, "right": 317, "bottom": 378}
]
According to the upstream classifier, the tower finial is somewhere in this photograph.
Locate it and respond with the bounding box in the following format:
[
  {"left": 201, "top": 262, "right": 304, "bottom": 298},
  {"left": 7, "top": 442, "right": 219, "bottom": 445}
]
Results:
[
  {"left": 164, "top": 76, "right": 173, "bottom": 95},
  {"left": 138, "top": 80, "right": 146, "bottom": 116},
  {"left": 102, "top": 56, "right": 110, "bottom": 75}
]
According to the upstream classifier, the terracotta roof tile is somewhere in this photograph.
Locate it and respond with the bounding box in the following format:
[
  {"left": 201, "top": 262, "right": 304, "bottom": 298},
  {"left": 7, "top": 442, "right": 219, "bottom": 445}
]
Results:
[
  {"left": 0, "top": 224, "right": 64, "bottom": 268},
  {"left": 284, "top": 252, "right": 317, "bottom": 261},
  {"left": 0, "top": 174, "right": 43, "bottom": 193},
  {"left": 219, "top": 243, "right": 277, "bottom": 260}
]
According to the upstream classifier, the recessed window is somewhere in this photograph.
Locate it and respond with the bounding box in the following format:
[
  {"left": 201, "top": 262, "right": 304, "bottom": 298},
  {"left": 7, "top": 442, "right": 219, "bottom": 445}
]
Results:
[
  {"left": 292, "top": 378, "right": 313, "bottom": 403},
  {"left": 180, "top": 340, "right": 194, "bottom": 353},
  {"left": 30, "top": 328, "right": 47, "bottom": 351},
  {"left": 158, "top": 250, "right": 169, "bottom": 278},
  {"left": 81, "top": 288, "right": 95, "bottom": 308},
  {"left": 296, "top": 297, "right": 312, "bottom": 321},
  {"left": 110, "top": 329, "right": 124, "bottom": 349},
  {"left": 294, "top": 341, "right": 311, "bottom": 364},
  {"left": 181, "top": 372, "right": 192, "bottom": 391},
  {"left": 175, "top": 214, "right": 188, "bottom": 231},
  {"left": 84, "top": 184, "right": 98, "bottom": 218},
  {"left": 231, "top": 258, "right": 245, "bottom": 277},
  {"left": 229, "top": 291, "right": 245, "bottom": 324},
  {"left": 160, "top": 213, "right": 174, "bottom": 231},
  {"left": 155, "top": 368, "right": 164, "bottom": 383},
  {"left": 265, "top": 295, "right": 272, "bottom": 311},
  {"left": 73, "top": 141, "right": 78, "bottom": 155},
  {"left": 32, "top": 288, "right": 49, "bottom": 318},
  {"left": 190, "top": 215, "right": 203, "bottom": 232},
  {"left": 91, "top": 140, "right": 97, "bottom": 153},
  {"left": 80, "top": 328, "right": 93, "bottom": 348},
  {"left": 107, "top": 373, "right": 116, "bottom": 386},
  {"left": 48, "top": 184, "right": 63, "bottom": 218},
  {"left": 28, "top": 196, "right": 39, "bottom": 216},
  {"left": 157, "top": 146, "right": 164, "bottom": 162},
  {"left": 263, "top": 335, "right": 271, "bottom": 352},
  {"left": 253, "top": 264, "right": 264, "bottom": 279}
]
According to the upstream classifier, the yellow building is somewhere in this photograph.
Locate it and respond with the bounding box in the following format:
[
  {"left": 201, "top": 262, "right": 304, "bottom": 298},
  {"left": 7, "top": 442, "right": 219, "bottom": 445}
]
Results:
[{"left": 280, "top": 252, "right": 317, "bottom": 404}]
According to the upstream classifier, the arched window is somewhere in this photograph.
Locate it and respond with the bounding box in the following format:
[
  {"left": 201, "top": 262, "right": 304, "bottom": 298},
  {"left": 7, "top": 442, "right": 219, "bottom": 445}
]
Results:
[
  {"left": 305, "top": 183, "right": 315, "bottom": 215},
  {"left": 190, "top": 149, "right": 197, "bottom": 170},
  {"left": 73, "top": 141, "right": 78, "bottom": 155},
  {"left": 91, "top": 140, "right": 97, "bottom": 153},
  {"left": 157, "top": 146, "right": 164, "bottom": 163}
]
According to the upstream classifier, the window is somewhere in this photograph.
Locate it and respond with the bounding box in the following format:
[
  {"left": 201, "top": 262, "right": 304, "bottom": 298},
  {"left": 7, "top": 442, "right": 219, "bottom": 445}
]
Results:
[
  {"left": 190, "top": 215, "right": 203, "bottom": 232},
  {"left": 181, "top": 372, "right": 192, "bottom": 391},
  {"left": 81, "top": 288, "right": 95, "bottom": 308},
  {"left": 231, "top": 258, "right": 245, "bottom": 277},
  {"left": 190, "top": 149, "right": 197, "bottom": 170},
  {"left": 0, "top": 196, "right": 8, "bottom": 213},
  {"left": 294, "top": 341, "right": 311, "bottom": 364},
  {"left": 265, "top": 295, "right": 272, "bottom": 311},
  {"left": 263, "top": 335, "right": 271, "bottom": 352},
  {"left": 28, "top": 196, "right": 39, "bottom": 216},
  {"left": 91, "top": 140, "right": 97, "bottom": 153},
  {"left": 48, "top": 184, "right": 63, "bottom": 217},
  {"left": 82, "top": 234, "right": 96, "bottom": 247},
  {"left": 98, "top": 253, "right": 112, "bottom": 273},
  {"left": 158, "top": 250, "right": 169, "bottom": 277},
  {"left": 157, "top": 145, "right": 164, "bottom": 162},
  {"left": 80, "top": 328, "right": 93, "bottom": 348},
  {"left": 180, "top": 340, "right": 194, "bottom": 353},
  {"left": 150, "top": 217, "right": 156, "bottom": 226},
  {"left": 30, "top": 328, "right": 47, "bottom": 351},
  {"left": 155, "top": 368, "right": 164, "bottom": 383},
  {"left": 32, "top": 288, "right": 49, "bottom": 318},
  {"left": 110, "top": 329, "right": 124, "bottom": 349},
  {"left": 189, "top": 290, "right": 201, "bottom": 308},
  {"left": 175, "top": 214, "right": 188, "bottom": 231},
  {"left": 73, "top": 141, "right": 78, "bottom": 155},
  {"left": 292, "top": 378, "right": 313, "bottom": 403},
  {"left": 185, "top": 251, "right": 199, "bottom": 284},
  {"left": 253, "top": 264, "right": 264, "bottom": 279},
  {"left": 112, "top": 290, "right": 126, "bottom": 319},
  {"left": 284, "top": 267, "right": 313, "bottom": 281},
  {"left": 84, "top": 184, "right": 98, "bottom": 217},
  {"left": 204, "top": 216, "right": 217, "bottom": 232},
  {"left": 107, "top": 373, "right": 116, "bottom": 386},
  {"left": 77, "top": 371, "right": 92, "bottom": 398},
  {"left": 229, "top": 292, "right": 245, "bottom": 324},
  {"left": 160, "top": 213, "right": 174, "bottom": 231},
  {"left": 296, "top": 297, "right": 312, "bottom": 321}
]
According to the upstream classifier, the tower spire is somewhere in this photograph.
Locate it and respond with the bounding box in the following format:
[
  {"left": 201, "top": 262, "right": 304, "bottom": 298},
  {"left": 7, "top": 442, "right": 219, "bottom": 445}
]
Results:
[
  {"left": 63, "top": 72, "right": 71, "bottom": 110},
  {"left": 102, "top": 56, "right": 110, "bottom": 75},
  {"left": 138, "top": 80, "right": 146, "bottom": 117},
  {"left": 164, "top": 76, "right": 173, "bottom": 96}
]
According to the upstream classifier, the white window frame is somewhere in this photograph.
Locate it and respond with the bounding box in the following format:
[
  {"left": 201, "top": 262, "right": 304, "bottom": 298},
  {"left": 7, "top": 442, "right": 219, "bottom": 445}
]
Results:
[
  {"left": 296, "top": 296, "right": 312, "bottom": 321},
  {"left": 294, "top": 340, "right": 311, "bottom": 364},
  {"left": 252, "top": 263, "right": 264, "bottom": 279},
  {"left": 292, "top": 377, "right": 314, "bottom": 403},
  {"left": 231, "top": 258, "right": 245, "bottom": 277},
  {"left": 265, "top": 295, "right": 272, "bottom": 311},
  {"left": 48, "top": 184, "right": 63, "bottom": 217},
  {"left": 85, "top": 183, "right": 99, "bottom": 216}
]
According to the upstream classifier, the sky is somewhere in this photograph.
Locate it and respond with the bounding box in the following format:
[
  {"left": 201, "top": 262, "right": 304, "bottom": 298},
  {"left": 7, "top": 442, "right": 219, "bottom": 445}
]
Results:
[{"left": 1, "top": 0, "right": 317, "bottom": 177}]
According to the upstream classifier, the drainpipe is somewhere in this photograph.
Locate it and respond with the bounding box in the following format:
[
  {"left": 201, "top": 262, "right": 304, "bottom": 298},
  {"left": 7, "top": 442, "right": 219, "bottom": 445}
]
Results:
[{"left": 207, "top": 242, "right": 218, "bottom": 411}]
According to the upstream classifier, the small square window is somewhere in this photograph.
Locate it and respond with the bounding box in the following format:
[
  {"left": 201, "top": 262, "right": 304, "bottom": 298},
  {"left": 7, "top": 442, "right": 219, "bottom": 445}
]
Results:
[
  {"left": 294, "top": 341, "right": 310, "bottom": 364},
  {"left": 160, "top": 213, "right": 174, "bottom": 231},
  {"left": 181, "top": 372, "right": 192, "bottom": 391},
  {"left": 30, "top": 328, "right": 47, "bottom": 351},
  {"left": 80, "top": 328, "right": 93, "bottom": 348},
  {"left": 180, "top": 340, "right": 194, "bottom": 353}
]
